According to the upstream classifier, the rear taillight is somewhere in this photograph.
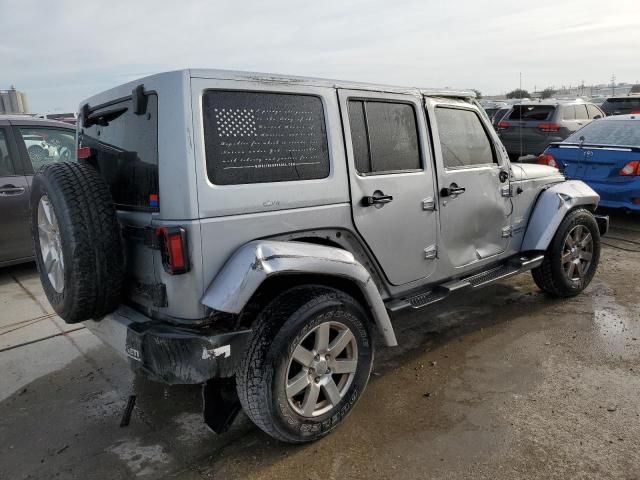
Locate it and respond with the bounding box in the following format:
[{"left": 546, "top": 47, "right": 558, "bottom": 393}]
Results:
[
  {"left": 497, "top": 121, "right": 509, "bottom": 130},
  {"left": 537, "top": 123, "right": 561, "bottom": 132},
  {"left": 619, "top": 160, "right": 640, "bottom": 176},
  {"left": 537, "top": 153, "right": 558, "bottom": 168},
  {"left": 77, "top": 146, "right": 93, "bottom": 160},
  {"left": 156, "top": 227, "right": 190, "bottom": 274}
]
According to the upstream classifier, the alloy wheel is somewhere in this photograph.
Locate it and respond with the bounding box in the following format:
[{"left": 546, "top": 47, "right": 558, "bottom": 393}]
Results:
[
  {"left": 285, "top": 321, "right": 358, "bottom": 417},
  {"left": 561, "top": 224, "right": 593, "bottom": 285},
  {"left": 37, "top": 195, "right": 65, "bottom": 293}
]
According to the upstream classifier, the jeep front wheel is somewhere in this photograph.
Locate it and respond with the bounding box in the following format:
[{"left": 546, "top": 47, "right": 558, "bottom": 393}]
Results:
[
  {"left": 236, "top": 286, "right": 373, "bottom": 443},
  {"left": 531, "top": 208, "right": 601, "bottom": 297}
]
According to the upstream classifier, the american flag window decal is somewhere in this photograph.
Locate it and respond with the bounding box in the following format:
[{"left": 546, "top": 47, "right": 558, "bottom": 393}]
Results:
[
  {"left": 202, "top": 91, "right": 330, "bottom": 185},
  {"left": 215, "top": 108, "right": 257, "bottom": 137}
]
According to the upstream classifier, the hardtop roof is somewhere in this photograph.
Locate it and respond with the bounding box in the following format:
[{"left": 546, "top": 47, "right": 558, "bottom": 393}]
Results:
[{"left": 188, "top": 68, "right": 476, "bottom": 98}]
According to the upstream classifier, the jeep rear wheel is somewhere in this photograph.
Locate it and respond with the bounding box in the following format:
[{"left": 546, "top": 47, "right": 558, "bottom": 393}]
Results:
[
  {"left": 31, "top": 162, "right": 125, "bottom": 323},
  {"left": 236, "top": 286, "right": 373, "bottom": 443},
  {"left": 531, "top": 208, "right": 601, "bottom": 297}
]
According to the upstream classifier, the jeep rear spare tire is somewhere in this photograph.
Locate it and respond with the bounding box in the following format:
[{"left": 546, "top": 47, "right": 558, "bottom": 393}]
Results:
[{"left": 31, "top": 161, "right": 125, "bottom": 323}]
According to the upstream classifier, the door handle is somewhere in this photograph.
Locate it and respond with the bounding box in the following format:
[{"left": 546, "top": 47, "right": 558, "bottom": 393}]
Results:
[
  {"left": 440, "top": 184, "right": 466, "bottom": 197},
  {"left": 0, "top": 185, "right": 25, "bottom": 196},
  {"left": 362, "top": 194, "right": 393, "bottom": 206}
]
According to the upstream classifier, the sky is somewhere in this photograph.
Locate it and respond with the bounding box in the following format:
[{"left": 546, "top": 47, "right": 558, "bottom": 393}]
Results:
[{"left": 2, "top": 0, "right": 639, "bottom": 113}]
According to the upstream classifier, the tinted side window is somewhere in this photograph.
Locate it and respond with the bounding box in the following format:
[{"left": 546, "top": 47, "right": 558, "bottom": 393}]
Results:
[
  {"left": 19, "top": 127, "right": 76, "bottom": 172},
  {"left": 347, "top": 100, "right": 421, "bottom": 174},
  {"left": 562, "top": 106, "right": 576, "bottom": 120},
  {"left": 435, "top": 108, "right": 496, "bottom": 168},
  {"left": 0, "top": 129, "right": 15, "bottom": 176},
  {"left": 587, "top": 104, "right": 603, "bottom": 119},
  {"left": 202, "top": 91, "right": 330, "bottom": 185},
  {"left": 575, "top": 104, "right": 589, "bottom": 120}
]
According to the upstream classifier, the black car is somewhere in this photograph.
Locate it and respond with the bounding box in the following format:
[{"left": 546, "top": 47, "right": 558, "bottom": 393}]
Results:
[
  {"left": 600, "top": 96, "right": 640, "bottom": 116},
  {"left": 0, "top": 115, "right": 76, "bottom": 266}
]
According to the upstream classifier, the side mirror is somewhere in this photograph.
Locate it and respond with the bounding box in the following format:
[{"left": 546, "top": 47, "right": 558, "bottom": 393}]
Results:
[{"left": 593, "top": 115, "right": 602, "bottom": 120}]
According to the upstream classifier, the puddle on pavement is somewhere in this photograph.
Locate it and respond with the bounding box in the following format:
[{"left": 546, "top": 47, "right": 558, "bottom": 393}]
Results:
[{"left": 590, "top": 284, "right": 639, "bottom": 358}]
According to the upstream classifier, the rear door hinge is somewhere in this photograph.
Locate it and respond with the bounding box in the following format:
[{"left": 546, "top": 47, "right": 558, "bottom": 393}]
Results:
[
  {"left": 501, "top": 185, "right": 513, "bottom": 197},
  {"left": 424, "top": 245, "right": 438, "bottom": 259},
  {"left": 422, "top": 197, "right": 436, "bottom": 211}
]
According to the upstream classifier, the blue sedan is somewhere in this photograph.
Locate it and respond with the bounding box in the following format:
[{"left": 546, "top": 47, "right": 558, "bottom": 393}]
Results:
[{"left": 538, "top": 114, "right": 640, "bottom": 211}]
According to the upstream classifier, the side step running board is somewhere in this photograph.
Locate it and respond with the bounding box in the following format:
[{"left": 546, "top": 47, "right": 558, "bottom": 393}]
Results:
[{"left": 387, "top": 254, "right": 544, "bottom": 312}]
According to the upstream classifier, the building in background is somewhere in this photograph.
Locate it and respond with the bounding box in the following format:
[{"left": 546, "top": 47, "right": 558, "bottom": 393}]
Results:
[{"left": 0, "top": 86, "right": 29, "bottom": 114}]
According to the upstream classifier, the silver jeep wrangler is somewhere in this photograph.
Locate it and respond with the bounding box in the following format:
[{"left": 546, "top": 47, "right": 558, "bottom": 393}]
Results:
[{"left": 31, "top": 69, "right": 608, "bottom": 443}]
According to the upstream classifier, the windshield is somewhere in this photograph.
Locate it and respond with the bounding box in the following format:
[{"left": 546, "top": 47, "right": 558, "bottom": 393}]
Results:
[{"left": 566, "top": 120, "right": 640, "bottom": 146}]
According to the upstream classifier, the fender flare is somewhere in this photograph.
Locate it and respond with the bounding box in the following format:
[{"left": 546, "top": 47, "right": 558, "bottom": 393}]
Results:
[
  {"left": 521, "top": 180, "right": 600, "bottom": 251},
  {"left": 201, "top": 240, "right": 398, "bottom": 347}
]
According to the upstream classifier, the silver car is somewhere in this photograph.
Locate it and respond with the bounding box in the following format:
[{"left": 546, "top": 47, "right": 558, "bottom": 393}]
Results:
[{"left": 30, "top": 70, "right": 607, "bottom": 443}]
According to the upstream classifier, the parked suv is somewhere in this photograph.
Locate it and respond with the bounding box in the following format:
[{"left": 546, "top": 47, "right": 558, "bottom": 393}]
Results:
[
  {"left": 497, "top": 100, "right": 605, "bottom": 161},
  {"left": 0, "top": 115, "right": 75, "bottom": 266},
  {"left": 31, "top": 70, "right": 607, "bottom": 443}
]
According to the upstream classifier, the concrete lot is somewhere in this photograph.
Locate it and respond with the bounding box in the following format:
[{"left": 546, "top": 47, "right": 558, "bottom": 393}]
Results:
[{"left": 1, "top": 211, "right": 639, "bottom": 480}]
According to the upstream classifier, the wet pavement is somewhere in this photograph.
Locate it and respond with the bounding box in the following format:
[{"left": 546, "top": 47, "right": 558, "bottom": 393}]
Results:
[{"left": 1, "top": 210, "right": 639, "bottom": 479}]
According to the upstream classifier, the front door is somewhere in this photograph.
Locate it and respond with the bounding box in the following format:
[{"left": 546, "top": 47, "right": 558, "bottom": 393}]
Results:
[
  {"left": 0, "top": 126, "right": 32, "bottom": 264},
  {"left": 338, "top": 90, "right": 438, "bottom": 286},
  {"left": 427, "top": 100, "right": 512, "bottom": 270}
]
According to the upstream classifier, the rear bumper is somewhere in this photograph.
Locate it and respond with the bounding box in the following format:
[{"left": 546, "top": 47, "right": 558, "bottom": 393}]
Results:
[
  {"left": 84, "top": 305, "right": 252, "bottom": 384},
  {"left": 582, "top": 179, "right": 640, "bottom": 211}
]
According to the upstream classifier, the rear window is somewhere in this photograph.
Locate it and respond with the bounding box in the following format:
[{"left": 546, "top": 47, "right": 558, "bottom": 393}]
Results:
[
  {"left": 602, "top": 97, "right": 640, "bottom": 113},
  {"left": 202, "top": 91, "right": 330, "bottom": 185},
  {"left": 80, "top": 94, "right": 158, "bottom": 211},
  {"left": 566, "top": 120, "right": 640, "bottom": 146},
  {"left": 508, "top": 105, "right": 556, "bottom": 121}
]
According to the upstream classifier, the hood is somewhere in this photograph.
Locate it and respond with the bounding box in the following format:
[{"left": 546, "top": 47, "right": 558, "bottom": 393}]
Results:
[{"left": 511, "top": 163, "right": 564, "bottom": 182}]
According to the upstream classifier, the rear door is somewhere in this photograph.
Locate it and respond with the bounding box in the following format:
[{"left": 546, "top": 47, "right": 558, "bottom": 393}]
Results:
[
  {"left": 78, "top": 95, "right": 160, "bottom": 310},
  {"left": 338, "top": 89, "right": 438, "bottom": 285},
  {"left": 0, "top": 126, "right": 31, "bottom": 263},
  {"left": 427, "top": 99, "right": 512, "bottom": 270}
]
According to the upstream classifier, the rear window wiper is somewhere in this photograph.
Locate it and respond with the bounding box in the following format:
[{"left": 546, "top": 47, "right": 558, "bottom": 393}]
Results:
[{"left": 83, "top": 106, "right": 128, "bottom": 128}]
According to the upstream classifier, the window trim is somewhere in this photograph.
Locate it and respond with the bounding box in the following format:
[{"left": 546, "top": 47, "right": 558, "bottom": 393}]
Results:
[
  {"left": 347, "top": 97, "right": 424, "bottom": 177},
  {"left": 201, "top": 89, "right": 331, "bottom": 186},
  {"left": 0, "top": 126, "right": 24, "bottom": 176},
  {"left": 433, "top": 105, "right": 499, "bottom": 171}
]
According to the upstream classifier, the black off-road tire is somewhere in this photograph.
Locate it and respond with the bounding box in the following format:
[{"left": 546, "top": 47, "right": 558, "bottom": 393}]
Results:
[
  {"left": 31, "top": 161, "right": 125, "bottom": 323},
  {"left": 531, "top": 208, "right": 601, "bottom": 297},
  {"left": 236, "top": 286, "right": 374, "bottom": 443}
]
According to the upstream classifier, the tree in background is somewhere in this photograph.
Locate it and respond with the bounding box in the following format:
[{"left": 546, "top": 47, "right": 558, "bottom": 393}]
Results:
[
  {"left": 630, "top": 84, "right": 640, "bottom": 94},
  {"left": 506, "top": 88, "right": 530, "bottom": 99},
  {"left": 541, "top": 88, "right": 557, "bottom": 99},
  {"left": 471, "top": 89, "right": 482, "bottom": 99}
]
